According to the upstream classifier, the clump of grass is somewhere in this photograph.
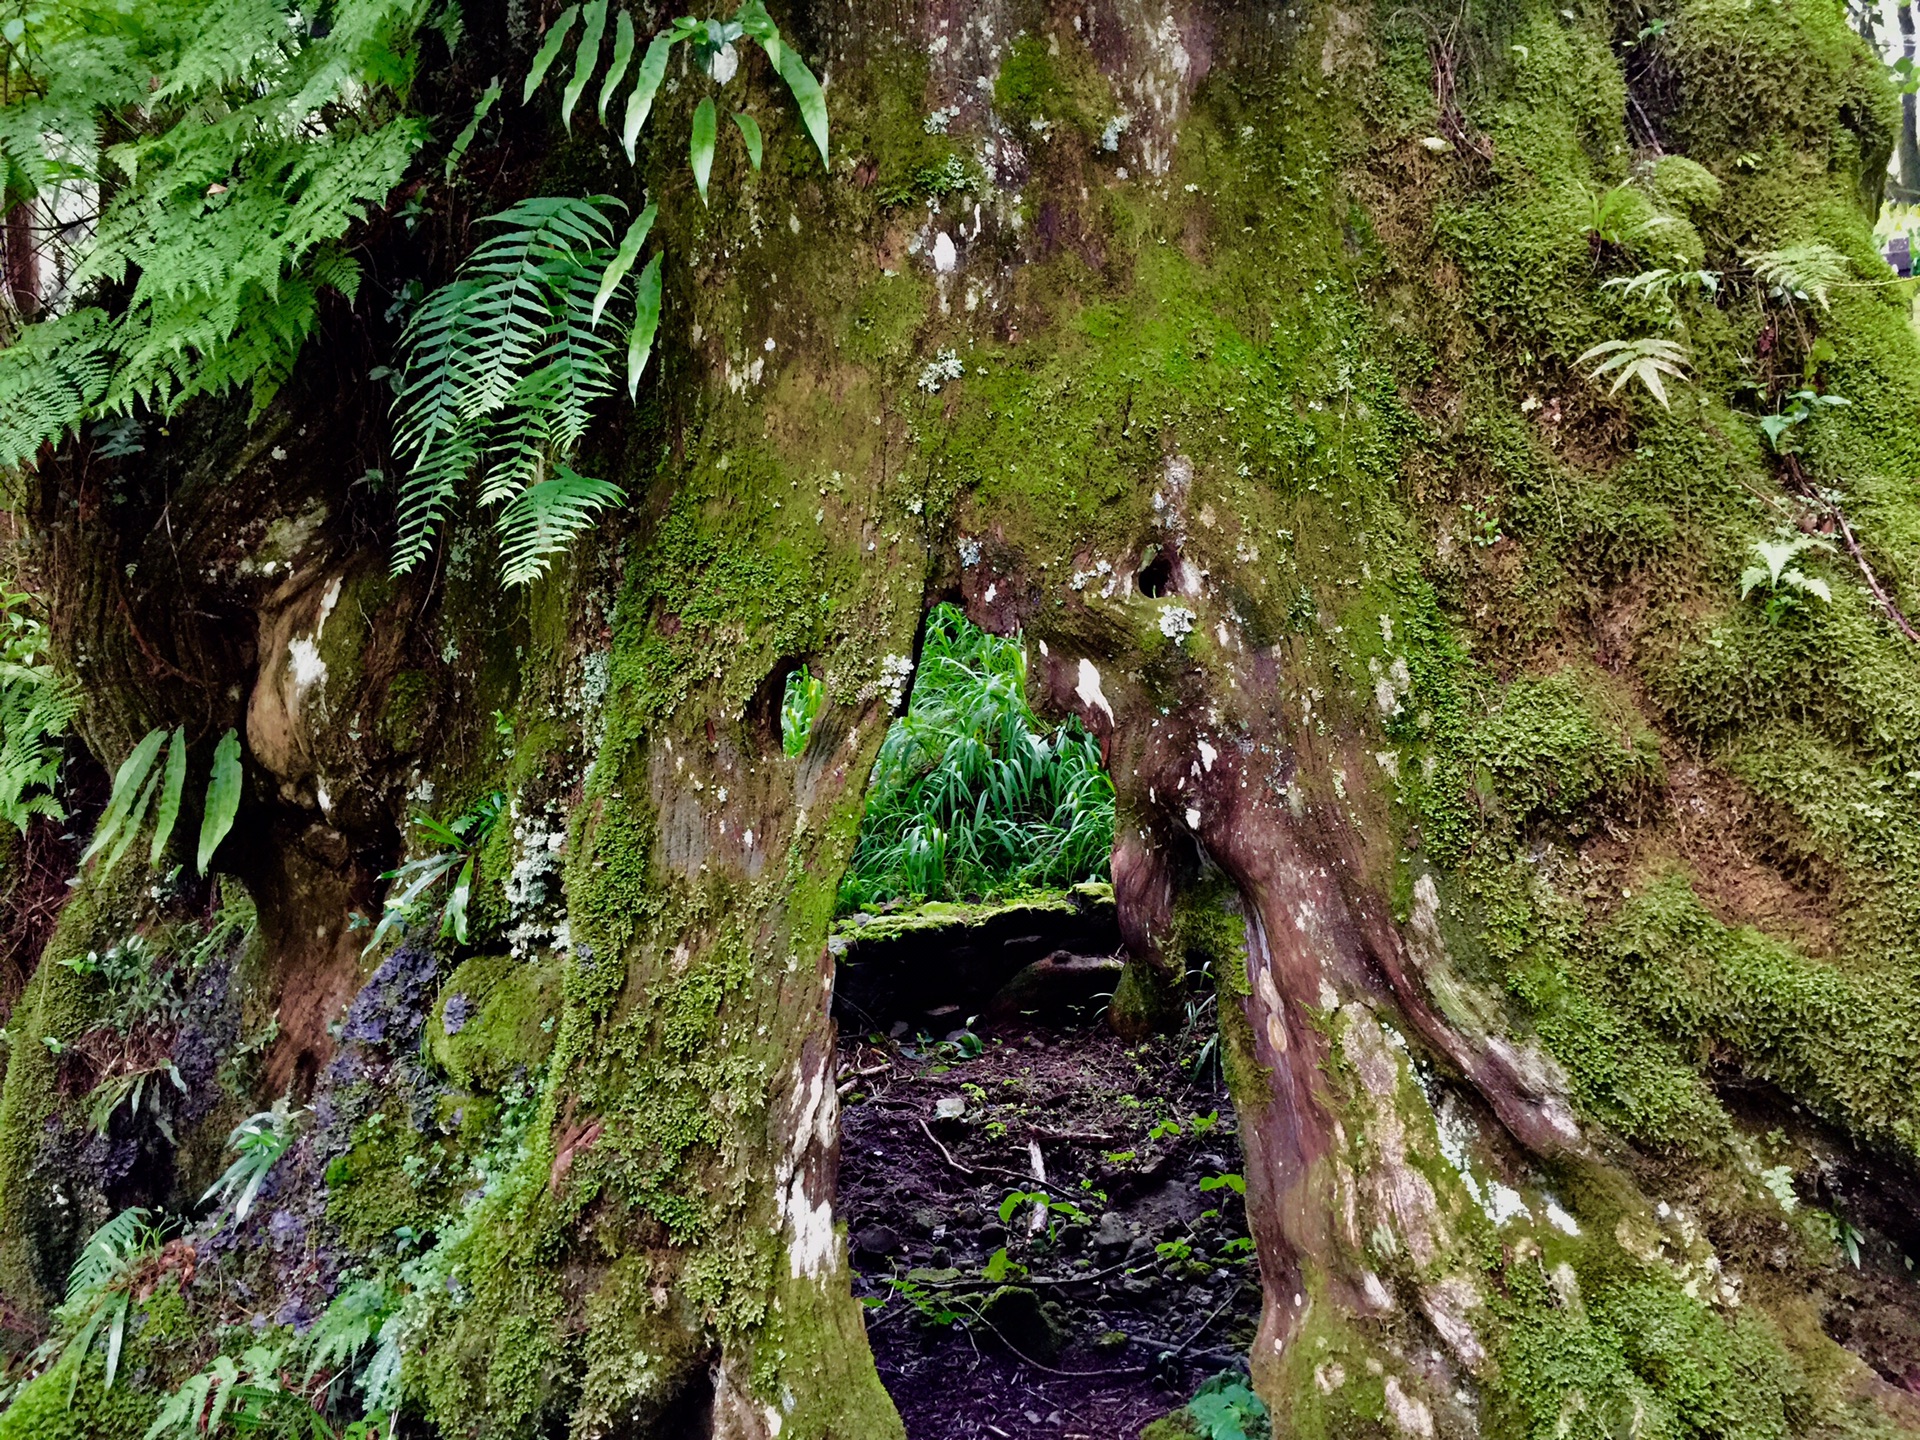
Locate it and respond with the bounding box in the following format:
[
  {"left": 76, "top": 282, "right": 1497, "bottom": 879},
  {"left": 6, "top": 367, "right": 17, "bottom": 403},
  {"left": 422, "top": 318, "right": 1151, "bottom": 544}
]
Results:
[{"left": 839, "top": 605, "right": 1113, "bottom": 911}]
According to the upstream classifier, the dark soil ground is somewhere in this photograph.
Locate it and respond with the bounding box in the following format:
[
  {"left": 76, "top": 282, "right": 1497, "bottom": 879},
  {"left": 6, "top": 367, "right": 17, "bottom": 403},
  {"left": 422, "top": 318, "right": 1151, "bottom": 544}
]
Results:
[{"left": 835, "top": 938, "right": 1262, "bottom": 1440}]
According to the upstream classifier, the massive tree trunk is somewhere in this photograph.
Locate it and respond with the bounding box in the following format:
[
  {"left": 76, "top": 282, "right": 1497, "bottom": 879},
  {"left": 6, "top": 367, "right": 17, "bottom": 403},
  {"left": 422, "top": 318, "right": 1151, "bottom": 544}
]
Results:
[{"left": 6, "top": 0, "right": 1920, "bottom": 1437}]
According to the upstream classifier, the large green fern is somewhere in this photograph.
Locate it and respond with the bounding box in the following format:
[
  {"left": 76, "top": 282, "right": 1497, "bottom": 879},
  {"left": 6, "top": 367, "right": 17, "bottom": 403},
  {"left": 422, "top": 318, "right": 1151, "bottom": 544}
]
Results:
[
  {"left": 389, "top": 197, "right": 642, "bottom": 584},
  {"left": 0, "top": 0, "right": 432, "bottom": 462},
  {"left": 386, "top": 0, "right": 829, "bottom": 582}
]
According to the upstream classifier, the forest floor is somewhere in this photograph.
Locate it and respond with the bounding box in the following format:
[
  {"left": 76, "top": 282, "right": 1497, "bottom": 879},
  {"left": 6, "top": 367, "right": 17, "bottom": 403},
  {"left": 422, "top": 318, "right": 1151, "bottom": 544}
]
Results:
[{"left": 833, "top": 897, "right": 1259, "bottom": 1440}]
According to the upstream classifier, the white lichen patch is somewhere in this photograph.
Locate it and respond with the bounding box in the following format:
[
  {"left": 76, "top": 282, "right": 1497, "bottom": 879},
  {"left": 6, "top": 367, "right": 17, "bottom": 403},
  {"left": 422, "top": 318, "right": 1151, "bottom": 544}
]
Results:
[{"left": 1074, "top": 659, "right": 1114, "bottom": 725}]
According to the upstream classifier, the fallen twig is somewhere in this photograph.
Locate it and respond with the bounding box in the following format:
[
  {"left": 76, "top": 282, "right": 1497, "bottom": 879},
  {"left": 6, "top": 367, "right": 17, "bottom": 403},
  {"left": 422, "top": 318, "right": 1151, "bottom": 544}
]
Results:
[
  {"left": 914, "top": 1118, "right": 1084, "bottom": 1199},
  {"left": 1833, "top": 505, "right": 1920, "bottom": 642}
]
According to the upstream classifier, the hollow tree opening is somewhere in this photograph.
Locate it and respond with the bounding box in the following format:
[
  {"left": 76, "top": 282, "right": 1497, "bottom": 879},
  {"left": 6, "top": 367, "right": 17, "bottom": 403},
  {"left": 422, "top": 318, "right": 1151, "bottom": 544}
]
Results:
[{"left": 828, "top": 606, "right": 1269, "bottom": 1433}]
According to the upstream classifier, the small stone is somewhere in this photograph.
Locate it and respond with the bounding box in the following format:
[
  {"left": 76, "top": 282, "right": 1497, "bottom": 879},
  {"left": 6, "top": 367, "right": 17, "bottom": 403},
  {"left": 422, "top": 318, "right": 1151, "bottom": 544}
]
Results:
[
  {"left": 934, "top": 1096, "right": 967, "bottom": 1120},
  {"left": 852, "top": 1225, "right": 899, "bottom": 1260},
  {"left": 979, "top": 1222, "right": 1008, "bottom": 1247},
  {"left": 981, "top": 1286, "right": 1064, "bottom": 1362}
]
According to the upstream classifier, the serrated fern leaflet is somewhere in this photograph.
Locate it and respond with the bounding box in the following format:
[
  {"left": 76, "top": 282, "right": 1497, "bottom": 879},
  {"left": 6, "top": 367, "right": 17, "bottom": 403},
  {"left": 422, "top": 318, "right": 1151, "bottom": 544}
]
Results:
[{"left": 389, "top": 197, "right": 636, "bottom": 584}]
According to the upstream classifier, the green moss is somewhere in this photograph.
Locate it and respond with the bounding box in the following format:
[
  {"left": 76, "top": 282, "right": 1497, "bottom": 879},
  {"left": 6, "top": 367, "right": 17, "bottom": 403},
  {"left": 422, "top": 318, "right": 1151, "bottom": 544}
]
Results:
[
  {"left": 0, "top": 1356, "right": 155, "bottom": 1440},
  {"left": 1473, "top": 669, "right": 1663, "bottom": 826},
  {"left": 1649, "top": 156, "right": 1723, "bottom": 216},
  {"left": 427, "top": 953, "right": 564, "bottom": 1092},
  {"left": 831, "top": 886, "right": 1109, "bottom": 945},
  {"left": 325, "top": 1112, "right": 433, "bottom": 1252},
  {"left": 1492, "top": 1254, "right": 1801, "bottom": 1440},
  {"left": 378, "top": 668, "right": 432, "bottom": 753},
  {"left": 0, "top": 863, "right": 146, "bottom": 1309},
  {"left": 993, "top": 29, "right": 1118, "bottom": 142},
  {"left": 1609, "top": 872, "right": 1920, "bottom": 1158}
]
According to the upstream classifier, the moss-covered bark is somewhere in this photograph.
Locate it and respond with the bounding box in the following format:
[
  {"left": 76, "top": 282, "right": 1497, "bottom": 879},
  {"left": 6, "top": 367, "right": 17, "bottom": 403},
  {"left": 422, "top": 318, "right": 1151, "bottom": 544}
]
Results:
[{"left": 7, "top": 0, "right": 1920, "bottom": 1436}]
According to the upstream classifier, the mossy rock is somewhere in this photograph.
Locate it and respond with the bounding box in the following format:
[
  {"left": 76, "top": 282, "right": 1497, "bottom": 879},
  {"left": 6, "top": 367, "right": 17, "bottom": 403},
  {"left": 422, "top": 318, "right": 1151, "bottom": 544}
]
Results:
[
  {"left": 1139, "top": 1417, "right": 1199, "bottom": 1440},
  {"left": 426, "top": 953, "right": 563, "bottom": 1092},
  {"left": 1649, "top": 155, "right": 1723, "bottom": 216}
]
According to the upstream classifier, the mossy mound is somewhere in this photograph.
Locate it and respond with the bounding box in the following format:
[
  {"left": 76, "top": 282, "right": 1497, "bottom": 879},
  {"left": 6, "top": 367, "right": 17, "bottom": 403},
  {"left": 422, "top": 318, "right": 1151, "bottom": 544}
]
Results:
[{"left": 426, "top": 953, "right": 564, "bottom": 1093}]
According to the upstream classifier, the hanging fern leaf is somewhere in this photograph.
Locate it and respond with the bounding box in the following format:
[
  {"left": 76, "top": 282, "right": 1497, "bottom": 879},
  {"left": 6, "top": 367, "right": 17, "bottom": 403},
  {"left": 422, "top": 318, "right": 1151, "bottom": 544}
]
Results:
[
  {"left": 691, "top": 96, "right": 718, "bottom": 203},
  {"left": 496, "top": 466, "right": 627, "bottom": 586},
  {"left": 594, "top": 205, "right": 657, "bottom": 325},
  {"left": 523, "top": 4, "right": 581, "bottom": 104},
  {"left": 390, "top": 196, "right": 640, "bottom": 581},
  {"left": 149, "top": 727, "right": 188, "bottom": 868},
  {"left": 622, "top": 34, "right": 675, "bottom": 159},
  {"left": 560, "top": 0, "right": 609, "bottom": 132},
  {"left": 446, "top": 78, "right": 504, "bottom": 180},
  {"left": 82, "top": 729, "right": 168, "bottom": 869},
  {"left": 199, "top": 728, "right": 243, "bottom": 874},
  {"left": 733, "top": 112, "right": 764, "bottom": 170},
  {"left": 629, "top": 253, "right": 664, "bottom": 398},
  {"left": 774, "top": 47, "right": 831, "bottom": 168},
  {"left": 599, "top": 11, "right": 637, "bottom": 123}
]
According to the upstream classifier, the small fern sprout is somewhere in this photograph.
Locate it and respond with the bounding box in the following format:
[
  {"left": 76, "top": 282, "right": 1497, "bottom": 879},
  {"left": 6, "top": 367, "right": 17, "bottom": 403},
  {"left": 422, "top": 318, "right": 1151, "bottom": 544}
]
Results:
[
  {"left": 1575, "top": 336, "right": 1690, "bottom": 408},
  {"left": 202, "top": 1098, "right": 304, "bottom": 1222},
  {"left": 1741, "top": 536, "right": 1834, "bottom": 620},
  {"left": 1600, "top": 262, "right": 1720, "bottom": 327},
  {"left": 1746, "top": 242, "right": 1851, "bottom": 311}
]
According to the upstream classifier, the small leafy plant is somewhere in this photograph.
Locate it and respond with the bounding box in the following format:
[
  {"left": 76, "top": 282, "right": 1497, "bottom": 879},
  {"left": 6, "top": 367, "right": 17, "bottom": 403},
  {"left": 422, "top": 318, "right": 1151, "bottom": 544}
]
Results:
[
  {"left": 1747, "top": 242, "right": 1851, "bottom": 311},
  {"left": 781, "top": 667, "right": 825, "bottom": 756},
  {"left": 1757, "top": 389, "right": 1850, "bottom": 454},
  {"left": 56, "top": 1207, "right": 164, "bottom": 1398},
  {"left": 1740, "top": 537, "right": 1833, "bottom": 620},
  {"left": 86, "top": 1059, "right": 187, "bottom": 1142},
  {"left": 365, "top": 791, "right": 504, "bottom": 953},
  {"left": 1183, "top": 1371, "right": 1272, "bottom": 1440},
  {"left": 82, "top": 727, "right": 242, "bottom": 877},
  {"left": 1602, "top": 263, "right": 1720, "bottom": 325},
  {"left": 1575, "top": 336, "right": 1689, "bottom": 408},
  {"left": 202, "top": 1098, "right": 304, "bottom": 1223},
  {"left": 997, "top": 1188, "right": 1089, "bottom": 1230},
  {"left": 0, "top": 588, "right": 77, "bottom": 833}
]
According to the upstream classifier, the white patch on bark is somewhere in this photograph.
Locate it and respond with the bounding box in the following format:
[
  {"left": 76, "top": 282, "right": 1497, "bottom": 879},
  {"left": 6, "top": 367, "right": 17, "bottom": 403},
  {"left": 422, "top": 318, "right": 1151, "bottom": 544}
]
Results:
[
  {"left": 933, "top": 231, "right": 958, "bottom": 271},
  {"left": 1196, "top": 738, "right": 1217, "bottom": 771},
  {"left": 1545, "top": 1200, "right": 1581, "bottom": 1236},
  {"left": 286, "top": 576, "right": 341, "bottom": 701},
  {"left": 1074, "top": 659, "right": 1115, "bottom": 725},
  {"left": 1382, "top": 1375, "right": 1435, "bottom": 1439},
  {"left": 775, "top": 1049, "right": 838, "bottom": 1280},
  {"left": 1342, "top": 1007, "right": 1448, "bottom": 1268},
  {"left": 1419, "top": 1272, "right": 1487, "bottom": 1370}
]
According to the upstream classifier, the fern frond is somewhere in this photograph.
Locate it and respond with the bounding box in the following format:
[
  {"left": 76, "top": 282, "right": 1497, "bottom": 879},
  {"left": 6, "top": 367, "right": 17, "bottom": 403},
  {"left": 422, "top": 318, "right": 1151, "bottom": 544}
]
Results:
[
  {"left": 65, "top": 1207, "right": 152, "bottom": 1308},
  {"left": 494, "top": 465, "right": 625, "bottom": 585},
  {"left": 0, "top": 0, "right": 431, "bottom": 460},
  {"left": 0, "top": 310, "right": 113, "bottom": 468},
  {"left": 389, "top": 196, "right": 633, "bottom": 577},
  {"left": 1575, "top": 336, "right": 1689, "bottom": 408},
  {"left": 303, "top": 1278, "right": 397, "bottom": 1382},
  {"left": 1747, "top": 241, "right": 1851, "bottom": 311}
]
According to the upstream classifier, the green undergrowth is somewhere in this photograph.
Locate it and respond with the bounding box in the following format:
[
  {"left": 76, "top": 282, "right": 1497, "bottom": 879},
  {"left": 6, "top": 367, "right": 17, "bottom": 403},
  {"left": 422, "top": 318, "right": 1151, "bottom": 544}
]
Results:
[{"left": 838, "top": 604, "right": 1113, "bottom": 912}]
